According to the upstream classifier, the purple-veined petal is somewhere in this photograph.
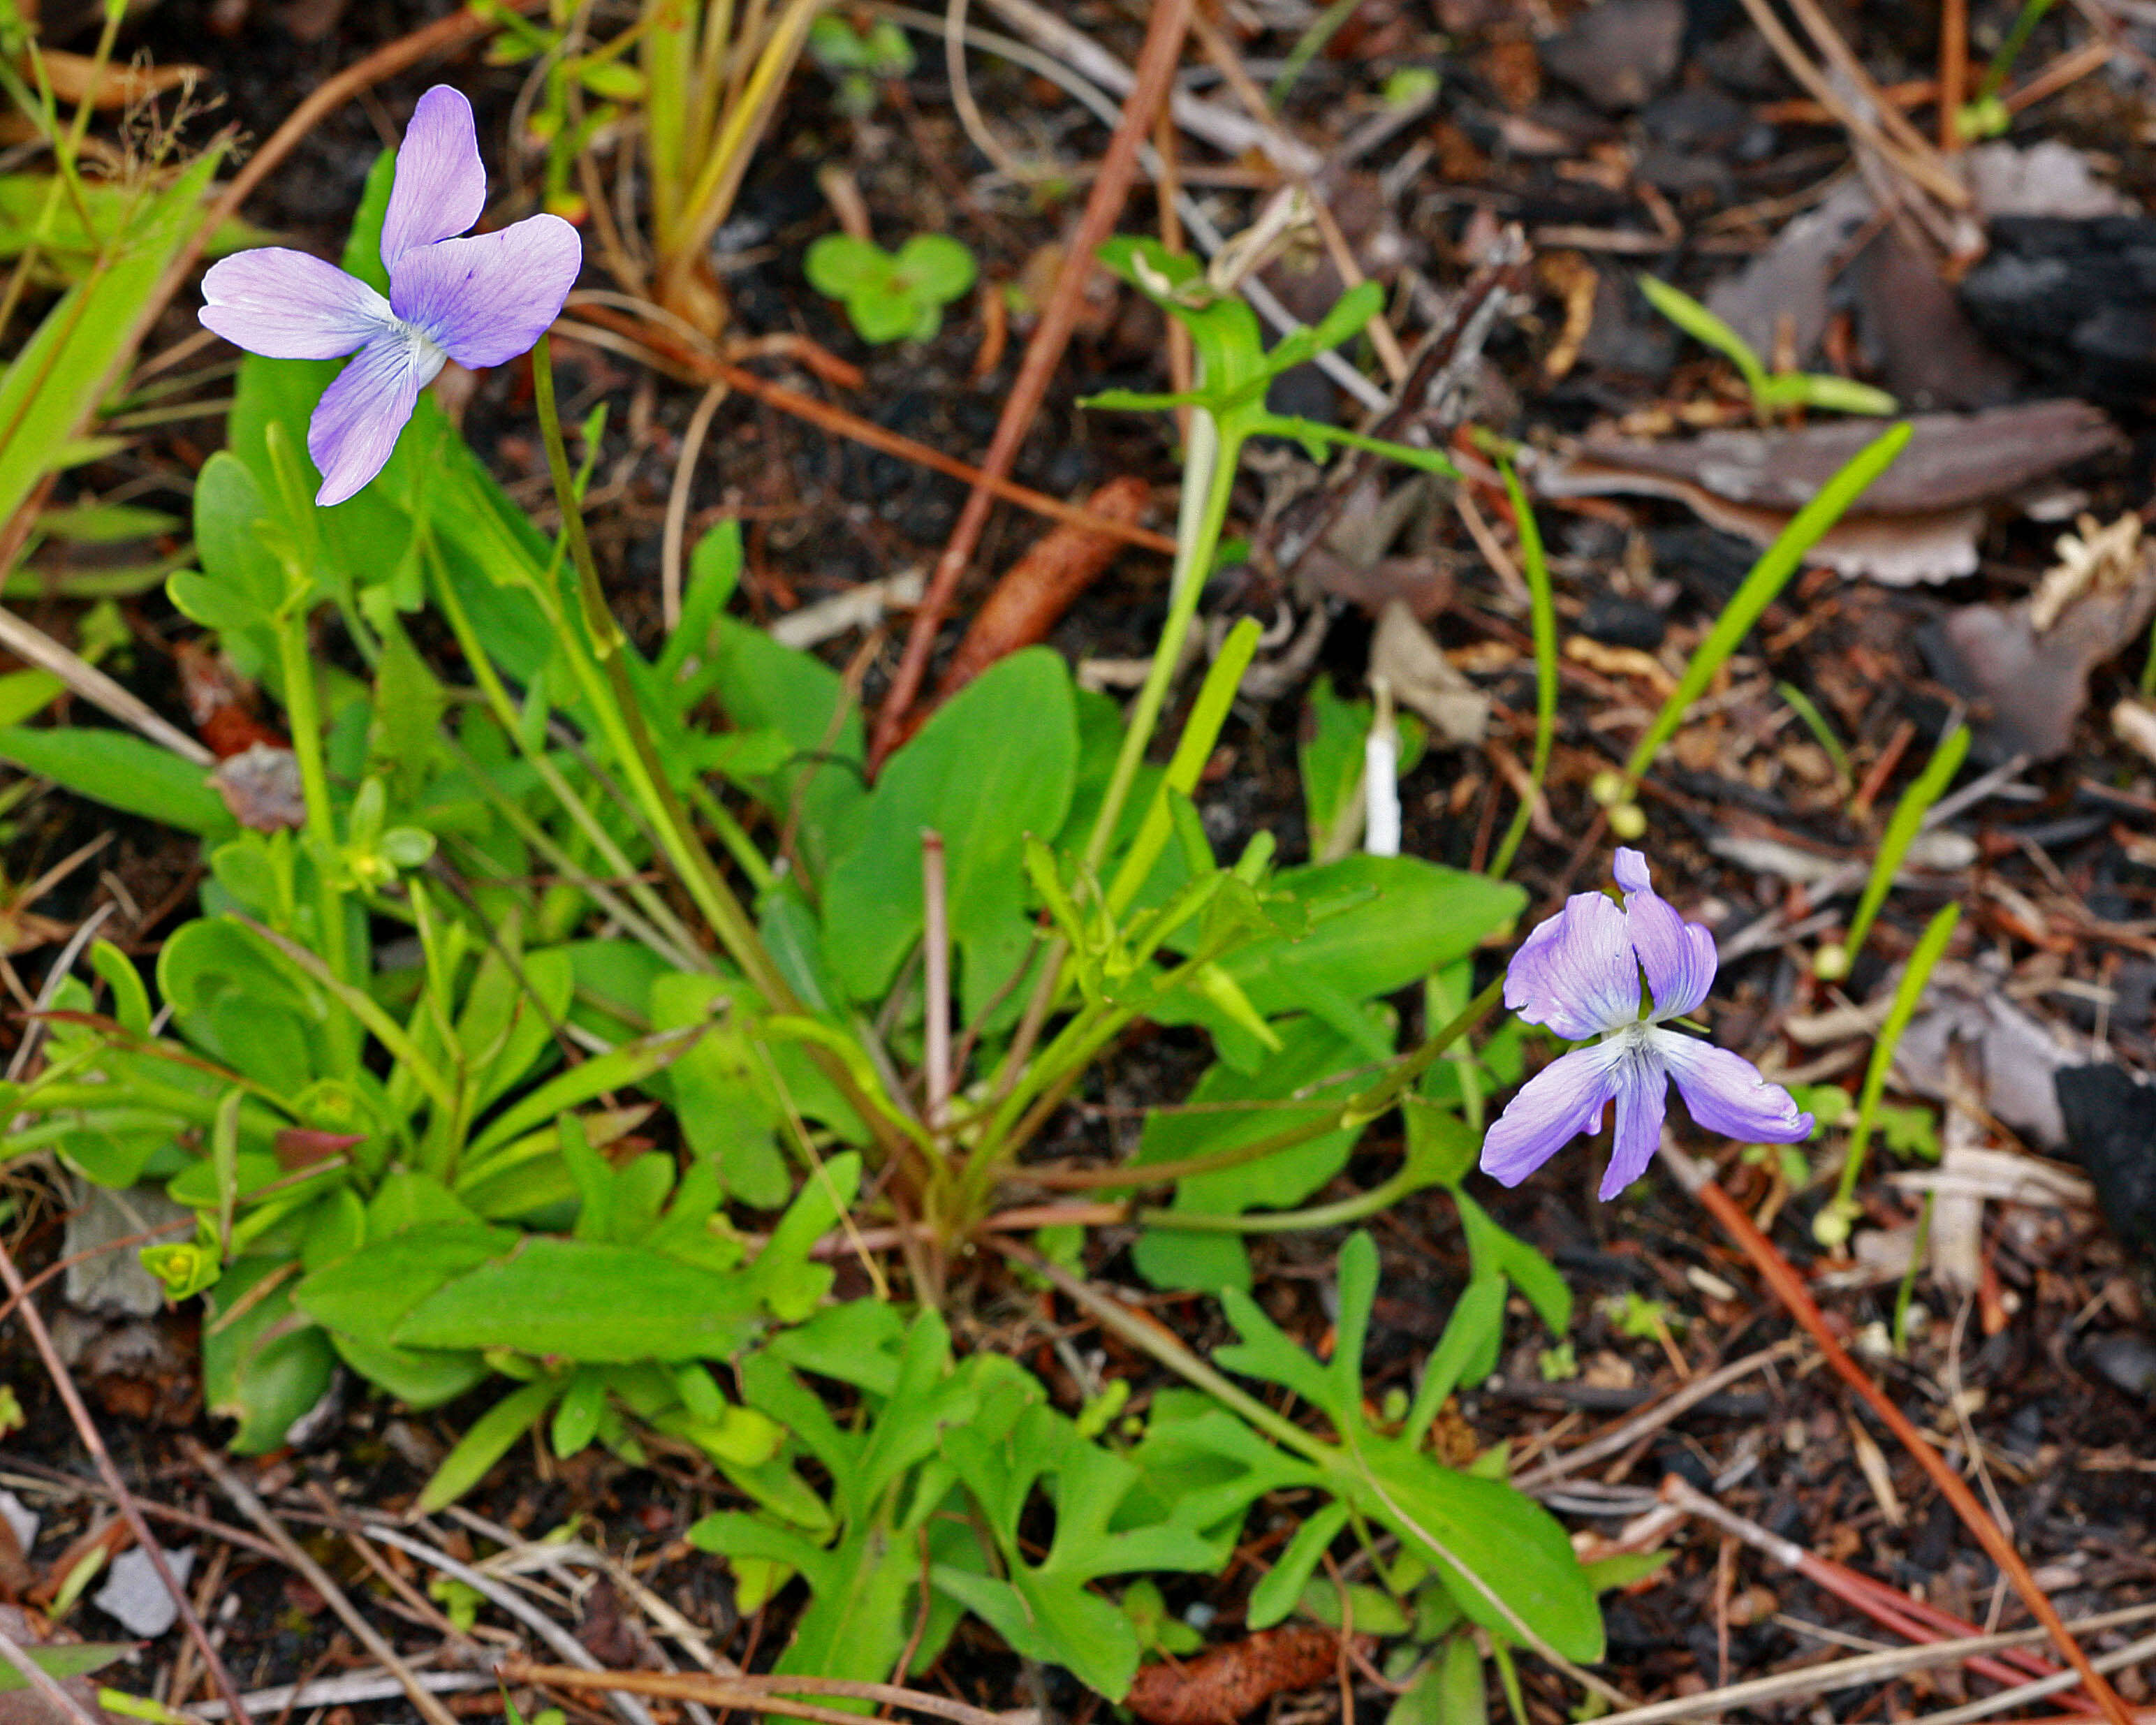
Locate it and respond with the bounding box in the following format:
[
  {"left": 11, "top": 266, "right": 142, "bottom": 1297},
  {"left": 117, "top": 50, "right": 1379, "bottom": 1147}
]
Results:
[
  {"left": 1599, "top": 1047, "right": 1668, "bottom": 1201},
  {"left": 200, "top": 249, "right": 393, "bottom": 359},
  {"left": 1480, "top": 1042, "right": 1625, "bottom": 1187},
  {"left": 1618, "top": 852, "right": 1718, "bottom": 1022},
  {"left": 1504, "top": 890, "right": 1640, "bottom": 1041},
  {"left": 1652, "top": 1029, "right": 1814, "bottom": 1143},
  {"left": 379, "top": 85, "right": 487, "bottom": 271},
  {"left": 390, "top": 216, "right": 581, "bottom": 369},
  {"left": 307, "top": 329, "right": 446, "bottom": 506}
]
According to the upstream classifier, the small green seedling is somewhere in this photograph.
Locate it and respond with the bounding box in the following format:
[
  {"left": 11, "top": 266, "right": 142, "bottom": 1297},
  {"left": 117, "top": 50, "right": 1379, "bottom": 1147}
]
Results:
[
  {"left": 806, "top": 233, "right": 977, "bottom": 343},
  {"left": 808, "top": 13, "right": 915, "bottom": 116},
  {"left": 1637, "top": 274, "right": 1897, "bottom": 419}
]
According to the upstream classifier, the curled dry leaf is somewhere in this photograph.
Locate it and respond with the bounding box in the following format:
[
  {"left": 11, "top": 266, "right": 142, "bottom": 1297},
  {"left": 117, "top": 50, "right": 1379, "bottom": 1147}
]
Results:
[
  {"left": 1534, "top": 401, "right": 2122, "bottom": 585},
  {"left": 175, "top": 640, "right": 286, "bottom": 761},
  {"left": 1124, "top": 1627, "right": 1358, "bottom": 1725},
  {"left": 933, "top": 476, "right": 1153, "bottom": 701},
  {"left": 1923, "top": 535, "right": 2156, "bottom": 760},
  {"left": 1370, "top": 601, "right": 1488, "bottom": 746},
  {"left": 34, "top": 51, "right": 203, "bottom": 108}
]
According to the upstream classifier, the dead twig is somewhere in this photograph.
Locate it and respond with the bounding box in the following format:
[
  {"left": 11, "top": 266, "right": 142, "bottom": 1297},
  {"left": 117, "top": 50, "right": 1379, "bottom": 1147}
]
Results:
[
  {"left": 0, "top": 1238, "right": 250, "bottom": 1724},
  {"left": 557, "top": 307, "right": 1175, "bottom": 557},
  {"left": 499, "top": 1660, "right": 1007, "bottom": 1725},
  {"left": 1574, "top": 1601, "right": 2156, "bottom": 1725},
  {"left": 183, "top": 1441, "right": 464, "bottom": 1725},
  {"left": 867, "top": 0, "right": 1197, "bottom": 771},
  {"left": 1657, "top": 1146, "right": 2137, "bottom": 1725},
  {"left": 344, "top": 1521, "right": 661, "bottom": 1725},
  {"left": 1511, "top": 1341, "right": 1800, "bottom": 1492}
]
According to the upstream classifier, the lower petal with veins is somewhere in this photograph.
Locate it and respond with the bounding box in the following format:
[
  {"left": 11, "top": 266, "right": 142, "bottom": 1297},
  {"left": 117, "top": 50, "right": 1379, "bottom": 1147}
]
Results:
[
  {"left": 307, "top": 330, "right": 444, "bottom": 506},
  {"left": 1654, "top": 1031, "right": 1814, "bottom": 1143},
  {"left": 1480, "top": 1042, "right": 1625, "bottom": 1187}
]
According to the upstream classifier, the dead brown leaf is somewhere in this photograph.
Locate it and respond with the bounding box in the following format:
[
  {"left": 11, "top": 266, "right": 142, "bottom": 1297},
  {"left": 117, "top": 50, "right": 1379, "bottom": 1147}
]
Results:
[
  {"left": 1124, "top": 1627, "right": 1351, "bottom": 1725},
  {"left": 1536, "top": 401, "right": 2122, "bottom": 584}
]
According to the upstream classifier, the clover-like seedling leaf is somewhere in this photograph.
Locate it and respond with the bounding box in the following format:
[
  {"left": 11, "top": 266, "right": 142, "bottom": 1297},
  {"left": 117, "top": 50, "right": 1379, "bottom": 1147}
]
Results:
[{"left": 805, "top": 233, "right": 977, "bottom": 344}]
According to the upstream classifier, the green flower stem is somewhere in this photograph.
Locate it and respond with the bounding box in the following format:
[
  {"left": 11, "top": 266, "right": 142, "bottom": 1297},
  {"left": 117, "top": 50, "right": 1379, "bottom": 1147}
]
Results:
[
  {"left": 688, "top": 779, "right": 776, "bottom": 894},
  {"left": 1083, "top": 409, "right": 1240, "bottom": 873},
  {"left": 1135, "top": 1158, "right": 1441, "bottom": 1233},
  {"left": 1011, "top": 976, "right": 1506, "bottom": 1196},
  {"left": 427, "top": 538, "right": 707, "bottom": 967},
  {"left": 999, "top": 1238, "right": 1331, "bottom": 1463},
  {"left": 528, "top": 338, "right": 907, "bottom": 1159},
  {"left": 269, "top": 604, "right": 360, "bottom": 1072},
  {"left": 529, "top": 341, "right": 772, "bottom": 983}
]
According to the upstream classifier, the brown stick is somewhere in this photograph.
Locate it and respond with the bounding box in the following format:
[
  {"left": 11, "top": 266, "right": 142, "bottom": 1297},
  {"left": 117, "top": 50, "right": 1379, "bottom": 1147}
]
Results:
[
  {"left": 931, "top": 474, "right": 1153, "bottom": 701},
  {"left": 559, "top": 307, "right": 1177, "bottom": 557},
  {"left": 1680, "top": 1170, "right": 2134, "bottom": 1725},
  {"left": 498, "top": 1661, "right": 1006, "bottom": 1725},
  {"left": 0, "top": 1236, "right": 251, "bottom": 1724},
  {"left": 184, "top": 1440, "right": 464, "bottom": 1725},
  {"left": 1939, "top": 0, "right": 1969, "bottom": 149},
  {"left": 867, "top": 0, "right": 1198, "bottom": 772}
]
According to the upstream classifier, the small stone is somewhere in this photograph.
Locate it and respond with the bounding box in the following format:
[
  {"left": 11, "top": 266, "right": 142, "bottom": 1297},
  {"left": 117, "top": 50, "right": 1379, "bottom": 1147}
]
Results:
[{"left": 92, "top": 1546, "right": 193, "bottom": 1638}]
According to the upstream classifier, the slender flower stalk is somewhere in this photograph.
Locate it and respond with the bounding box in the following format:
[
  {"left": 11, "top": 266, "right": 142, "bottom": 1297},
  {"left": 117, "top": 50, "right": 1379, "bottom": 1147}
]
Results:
[
  {"left": 1482, "top": 849, "right": 1812, "bottom": 1201},
  {"left": 199, "top": 87, "right": 581, "bottom": 506}
]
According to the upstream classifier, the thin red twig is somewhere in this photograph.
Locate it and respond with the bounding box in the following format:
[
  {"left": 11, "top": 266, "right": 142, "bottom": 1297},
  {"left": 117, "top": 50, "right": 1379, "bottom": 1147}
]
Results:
[
  {"left": 867, "top": 0, "right": 1198, "bottom": 772},
  {"left": 1685, "top": 1174, "right": 2134, "bottom": 1725}
]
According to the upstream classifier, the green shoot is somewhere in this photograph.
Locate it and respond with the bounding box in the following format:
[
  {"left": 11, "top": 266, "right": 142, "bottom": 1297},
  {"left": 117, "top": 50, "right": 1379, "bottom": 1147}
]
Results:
[
  {"left": 805, "top": 234, "right": 978, "bottom": 344},
  {"left": 1958, "top": 0, "right": 2058, "bottom": 138},
  {"left": 1636, "top": 275, "right": 1898, "bottom": 420},
  {"left": 1817, "top": 724, "right": 1969, "bottom": 981},
  {"left": 1775, "top": 680, "right": 1853, "bottom": 799},
  {"left": 1817, "top": 901, "right": 1960, "bottom": 1249},
  {"left": 1490, "top": 460, "right": 1556, "bottom": 879},
  {"left": 1611, "top": 423, "right": 1909, "bottom": 812}
]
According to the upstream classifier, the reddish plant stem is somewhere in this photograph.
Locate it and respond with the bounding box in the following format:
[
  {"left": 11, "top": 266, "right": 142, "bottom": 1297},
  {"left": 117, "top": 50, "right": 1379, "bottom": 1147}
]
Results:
[
  {"left": 562, "top": 306, "right": 1176, "bottom": 556},
  {"left": 1689, "top": 1175, "right": 2134, "bottom": 1725},
  {"left": 0, "top": 1234, "right": 251, "bottom": 1724},
  {"left": 866, "top": 0, "right": 1198, "bottom": 773}
]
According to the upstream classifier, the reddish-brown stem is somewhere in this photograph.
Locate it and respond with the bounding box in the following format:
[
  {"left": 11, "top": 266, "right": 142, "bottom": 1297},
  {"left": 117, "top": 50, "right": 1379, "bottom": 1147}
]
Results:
[
  {"left": 1691, "top": 1176, "right": 2134, "bottom": 1725},
  {"left": 867, "top": 0, "right": 1198, "bottom": 772},
  {"left": 560, "top": 307, "right": 1177, "bottom": 556}
]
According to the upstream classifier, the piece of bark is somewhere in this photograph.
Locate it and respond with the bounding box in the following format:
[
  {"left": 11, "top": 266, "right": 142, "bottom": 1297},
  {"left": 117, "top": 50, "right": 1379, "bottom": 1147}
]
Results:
[
  {"left": 1535, "top": 401, "right": 2122, "bottom": 584},
  {"left": 932, "top": 476, "right": 1153, "bottom": 701},
  {"left": 1124, "top": 1627, "right": 1358, "bottom": 1725}
]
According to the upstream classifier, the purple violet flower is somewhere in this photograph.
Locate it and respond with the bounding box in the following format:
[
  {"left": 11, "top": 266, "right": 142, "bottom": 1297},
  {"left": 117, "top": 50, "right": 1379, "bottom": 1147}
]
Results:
[
  {"left": 1481, "top": 848, "right": 1812, "bottom": 1201},
  {"left": 199, "top": 86, "right": 582, "bottom": 507}
]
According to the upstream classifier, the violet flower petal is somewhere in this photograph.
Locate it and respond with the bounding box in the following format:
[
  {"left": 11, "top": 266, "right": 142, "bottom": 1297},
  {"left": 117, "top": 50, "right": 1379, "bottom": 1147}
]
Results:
[
  {"left": 1614, "top": 848, "right": 1717, "bottom": 1022},
  {"left": 199, "top": 249, "right": 393, "bottom": 359},
  {"left": 307, "top": 330, "right": 446, "bottom": 506},
  {"left": 390, "top": 216, "right": 582, "bottom": 369},
  {"left": 1480, "top": 1042, "right": 1625, "bottom": 1187},
  {"left": 1652, "top": 1030, "right": 1814, "bottom": 1143},
  {"left": 1504, "top": 889, "right": 1639, "bottom": 1041},
  {"left": 379, "top": 85, "right": 487, "bottom": 272},
  {"left": 1600, "top": 1050, "right": 1668, "bottom": 1201}
]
